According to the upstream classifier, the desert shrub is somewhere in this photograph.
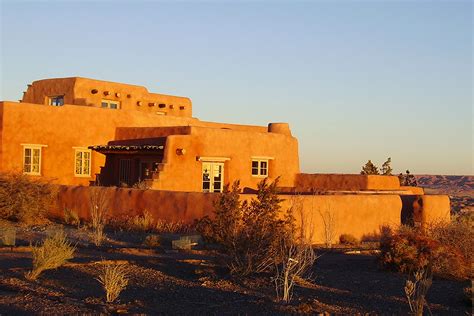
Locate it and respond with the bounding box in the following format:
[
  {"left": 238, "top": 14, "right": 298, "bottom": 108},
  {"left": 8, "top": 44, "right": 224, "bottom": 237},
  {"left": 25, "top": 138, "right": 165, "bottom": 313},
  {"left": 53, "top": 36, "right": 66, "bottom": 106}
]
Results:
[
  {"left": 318, "top": 203, "right": 337, "bottom": 248},
  {"left": 197, "top": 178, "right": 294, "bottom": 276},
  {"left": 0, "top": 172, "right": 57, "bottom": 224},
  {"left": 63, "top": 208, "right": 80, "bottom": 227},
  {"left": 96, "top": 263, "right": 129, "bottom": 303},
  {"left": 339, "top": 234, "right": 359, "bottom": 246},
  {"left": 404, "top": 266, "right": 433, "bottom": 316},
  {"left": 379, "top": 225, "right": 468, "bottom": 280},
  {"left": 25, "top": 230, "right": 75, "bottom": 280},
  {"left": 274, "top": 196, "right": 317, "bottom": 303},
  {"left": 127, "top": 210, "right": 155, "bottom": 232},
  {"left": 427, "top": 216, "right": 474, "bottom": 278},
  {"left": 143, "top": 234, "right": 161, "bottom": 247},
  {"left": 154, "top": 219, "right": 192, "bottom": 234},
  {"left": 89, "top": 187, "right": 108, "bottom": 246}
]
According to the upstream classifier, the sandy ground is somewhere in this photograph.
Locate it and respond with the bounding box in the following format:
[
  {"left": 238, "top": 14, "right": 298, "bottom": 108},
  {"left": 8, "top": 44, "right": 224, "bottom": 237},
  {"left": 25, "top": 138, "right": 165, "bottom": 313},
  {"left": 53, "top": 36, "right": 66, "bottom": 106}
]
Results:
[{"left": 0, "top": 224, "right": 470, "bottom": 315}]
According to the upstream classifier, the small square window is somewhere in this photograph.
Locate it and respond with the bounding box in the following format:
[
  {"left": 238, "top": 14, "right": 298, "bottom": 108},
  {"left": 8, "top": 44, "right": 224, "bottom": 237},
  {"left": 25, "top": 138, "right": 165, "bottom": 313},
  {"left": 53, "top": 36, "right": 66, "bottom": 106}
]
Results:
[
  {"left": 49, "top": 96, "right": 64, "bottom": 106},
  {"left": 101, "top": 100, "right": 120, "bottom": 109},
  {"left": 251, "top": 159, "right": 269, "bottom": 177}
]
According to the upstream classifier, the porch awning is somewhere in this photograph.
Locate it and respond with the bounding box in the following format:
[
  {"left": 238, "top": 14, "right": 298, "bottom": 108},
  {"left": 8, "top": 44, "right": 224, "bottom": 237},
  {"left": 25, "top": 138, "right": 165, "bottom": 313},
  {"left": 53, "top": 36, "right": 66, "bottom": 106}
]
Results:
[{"left": 89, "top": 144, "right": 164, "bottom": 154}]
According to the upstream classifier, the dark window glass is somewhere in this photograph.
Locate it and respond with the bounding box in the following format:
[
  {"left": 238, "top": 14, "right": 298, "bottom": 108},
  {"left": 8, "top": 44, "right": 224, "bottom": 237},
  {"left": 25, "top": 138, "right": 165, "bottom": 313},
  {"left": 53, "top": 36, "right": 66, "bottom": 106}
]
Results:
[
  {"left": 50, "top": 96, "right": 64, "bottom": 106},
  {"left": 252, "top": 161, "right": 259, "bottom": 175}
]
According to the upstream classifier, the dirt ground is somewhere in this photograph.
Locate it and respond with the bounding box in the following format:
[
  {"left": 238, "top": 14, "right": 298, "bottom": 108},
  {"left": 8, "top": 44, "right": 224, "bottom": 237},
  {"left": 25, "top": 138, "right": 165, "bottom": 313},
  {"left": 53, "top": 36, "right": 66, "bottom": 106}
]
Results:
[{"left": 0, "top": 224, "right": 470, "bottom": 315}]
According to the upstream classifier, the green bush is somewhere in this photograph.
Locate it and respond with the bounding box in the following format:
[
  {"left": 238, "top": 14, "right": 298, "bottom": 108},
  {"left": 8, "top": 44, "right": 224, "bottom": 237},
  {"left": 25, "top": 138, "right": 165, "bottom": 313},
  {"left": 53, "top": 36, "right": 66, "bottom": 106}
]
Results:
[{"left": 0, "top": 173, "right": 57, "bottom": 224}]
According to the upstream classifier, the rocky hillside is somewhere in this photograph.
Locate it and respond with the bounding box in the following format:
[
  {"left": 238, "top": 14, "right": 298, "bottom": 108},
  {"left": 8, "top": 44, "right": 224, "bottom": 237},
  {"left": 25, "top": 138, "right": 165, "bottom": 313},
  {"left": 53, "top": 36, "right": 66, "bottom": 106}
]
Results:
[
  {"left": 416, "top": 175, "right": 474, "bottom": 213},
  {"left": 416, "top": 175, "right": 473, "bottom": 195}
]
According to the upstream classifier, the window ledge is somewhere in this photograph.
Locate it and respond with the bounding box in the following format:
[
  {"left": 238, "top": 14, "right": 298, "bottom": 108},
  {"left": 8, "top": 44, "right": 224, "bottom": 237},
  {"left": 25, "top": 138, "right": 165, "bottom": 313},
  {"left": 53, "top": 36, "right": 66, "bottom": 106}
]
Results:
[{"left": 23, "top": 172, "right": 41, "bottom": 176}]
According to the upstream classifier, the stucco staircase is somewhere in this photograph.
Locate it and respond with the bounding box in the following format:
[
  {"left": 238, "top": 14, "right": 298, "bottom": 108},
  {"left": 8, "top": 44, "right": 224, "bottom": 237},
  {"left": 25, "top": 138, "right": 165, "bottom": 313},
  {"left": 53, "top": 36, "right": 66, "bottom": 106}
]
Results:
[{"left": 145, "top": 163, "right": 168, "bottom": 189}]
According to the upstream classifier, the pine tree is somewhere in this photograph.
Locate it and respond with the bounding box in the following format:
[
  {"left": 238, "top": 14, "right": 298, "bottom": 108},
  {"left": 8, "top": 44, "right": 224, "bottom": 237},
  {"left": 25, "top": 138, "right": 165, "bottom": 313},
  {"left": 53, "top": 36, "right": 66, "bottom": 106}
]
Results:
[
  {"left": 381, "top": 157, "right": 393, "bottom": 175},
  {"left": 360, "top": 160, "right": 379, "bottom": 175}
]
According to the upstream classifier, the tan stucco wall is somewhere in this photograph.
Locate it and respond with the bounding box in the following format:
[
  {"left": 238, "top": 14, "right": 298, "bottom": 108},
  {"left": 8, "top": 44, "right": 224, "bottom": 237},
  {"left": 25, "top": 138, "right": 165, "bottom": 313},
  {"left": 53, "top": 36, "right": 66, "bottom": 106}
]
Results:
[
  {"left": 0, "top": 101, "right": 298, "bottom": 190},
  {"left": 151, "top": 126, "right": 300, "bottom": 191},
  {"left": 277, "top": 194, "right": 403, "bottom": 244},
  {"left": 420, "top": 195, "right": 451, "bottom": 224},
  {"left": 0, "top": 101, "right": 196, "bottom": 185},
  {"left": 55, "top": 186, "right": 449, "bottom": 245},
  {"left": 55, "top": 185, "right": 217, "bottom": 223},
  {"left": 22, "top": 77, "right": 193, "bottom": 117},
  {"left": 295, "top": 173, "right": 401, "bottom": 191}
]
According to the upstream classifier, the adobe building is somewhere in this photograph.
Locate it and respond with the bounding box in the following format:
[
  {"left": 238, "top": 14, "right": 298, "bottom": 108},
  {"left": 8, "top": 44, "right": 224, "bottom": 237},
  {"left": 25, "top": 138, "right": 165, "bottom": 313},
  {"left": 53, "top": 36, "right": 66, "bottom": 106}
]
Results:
[{"left": 0, "top": 77, "right": 450, "bottom": 243}]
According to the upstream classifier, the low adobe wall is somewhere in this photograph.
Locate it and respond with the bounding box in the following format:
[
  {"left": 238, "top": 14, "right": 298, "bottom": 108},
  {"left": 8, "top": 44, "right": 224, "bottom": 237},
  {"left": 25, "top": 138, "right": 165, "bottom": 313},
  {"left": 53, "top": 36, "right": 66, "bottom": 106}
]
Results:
[
  {"left": 55, "top": 186, "right": 450, "bottom": 245},
  {"left": 56, "top": 186, "right": 217, "bottom": 223},
  {"left": 295, "top": 173, "right": 401, "bottom": 191},
  {"left": 400, "top": 194, "right": 450, "bottom": 227}
]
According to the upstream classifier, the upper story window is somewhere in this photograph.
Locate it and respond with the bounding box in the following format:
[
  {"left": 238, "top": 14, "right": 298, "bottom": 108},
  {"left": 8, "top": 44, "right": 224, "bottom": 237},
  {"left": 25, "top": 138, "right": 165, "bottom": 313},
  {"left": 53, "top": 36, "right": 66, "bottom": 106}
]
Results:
[
  {"left": 49, "top": 95, "right": 64, "bottom": 106},
  {"left": 74, "top": 148, "right": 91, "bottom": 177},
  {"left": 251, "top": 159, "right": 268, "bottom": 177},
  {"left": 22, "top": 144, "right": 46, "bottom": 175},
  {"left": 101, "top": 100, "right": 120, "bottom": 109}
]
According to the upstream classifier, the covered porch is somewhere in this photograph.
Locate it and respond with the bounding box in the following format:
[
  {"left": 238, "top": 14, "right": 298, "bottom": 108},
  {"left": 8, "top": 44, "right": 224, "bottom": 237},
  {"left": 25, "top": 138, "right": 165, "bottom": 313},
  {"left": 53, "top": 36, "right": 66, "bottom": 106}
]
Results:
[{"left": 89, "top": 139, "right": 166, "bottom": 187}]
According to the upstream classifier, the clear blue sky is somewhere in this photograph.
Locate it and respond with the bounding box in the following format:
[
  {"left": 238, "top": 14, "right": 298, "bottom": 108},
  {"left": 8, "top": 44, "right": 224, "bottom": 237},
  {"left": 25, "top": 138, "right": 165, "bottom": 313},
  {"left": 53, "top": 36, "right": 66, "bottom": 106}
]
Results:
[{"left": 1, "top": 0, "right": 472, "bottom": 175}]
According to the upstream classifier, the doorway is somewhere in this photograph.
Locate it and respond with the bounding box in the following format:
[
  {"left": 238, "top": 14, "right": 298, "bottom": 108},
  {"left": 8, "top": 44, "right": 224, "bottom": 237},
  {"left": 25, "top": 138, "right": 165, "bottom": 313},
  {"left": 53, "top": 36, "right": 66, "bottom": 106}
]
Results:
[{"left": 202, "top": 162, "right": 224, "bottom": 193}]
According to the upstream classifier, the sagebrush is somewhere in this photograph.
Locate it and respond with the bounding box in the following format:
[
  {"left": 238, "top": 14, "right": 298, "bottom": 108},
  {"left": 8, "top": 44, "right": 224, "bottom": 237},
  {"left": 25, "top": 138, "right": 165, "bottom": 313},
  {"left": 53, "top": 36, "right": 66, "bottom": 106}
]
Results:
[
  {"left": 25, "top": 230, "right": 75, "bottom": 280},
  {"left": 197, "top": 178, "right": 302, "bottom": 277},
  {"left": 0, "top": 172, "right": 57, "bottom": 224},
  {"left": 380, "top": 224, "right": 469, "bottom": 280},
  {"left": 198, "top": 179, "right": 286, "bottom": 276}
]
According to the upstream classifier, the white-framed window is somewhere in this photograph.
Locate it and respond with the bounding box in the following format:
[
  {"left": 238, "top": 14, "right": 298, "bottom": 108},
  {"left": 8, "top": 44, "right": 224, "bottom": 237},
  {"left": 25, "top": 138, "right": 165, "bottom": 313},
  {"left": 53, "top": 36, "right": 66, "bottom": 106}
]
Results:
[
  {"left": 202, "top": 162, "right": 224, "bottom": 193},
  {"left": 49, "top": 95, "right": 64, "bottom": 106},
  {"left": 22, "top": 144, "right": 46, "bottom": 175},
  {"left": 101, "top": 99, "right": 120, "bottom": 109},
  {"left": 251, "top": 159, "right": 269, "bottom": 177},
  {"left": 74, "top": 148, "right": 91, "bottom": 177}
]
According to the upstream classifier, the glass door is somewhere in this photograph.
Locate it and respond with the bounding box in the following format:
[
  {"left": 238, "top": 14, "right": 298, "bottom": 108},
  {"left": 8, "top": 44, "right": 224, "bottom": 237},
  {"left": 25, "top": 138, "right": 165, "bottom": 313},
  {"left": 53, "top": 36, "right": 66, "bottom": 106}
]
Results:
[{"left": 202, "top": 162, "right": 224, "bottom": 193}]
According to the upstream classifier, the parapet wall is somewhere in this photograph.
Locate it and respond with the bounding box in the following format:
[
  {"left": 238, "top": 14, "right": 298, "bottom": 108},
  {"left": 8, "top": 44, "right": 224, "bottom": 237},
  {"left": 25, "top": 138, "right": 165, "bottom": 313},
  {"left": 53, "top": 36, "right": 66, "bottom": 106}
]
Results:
[
  {"left": 295, "top": 173, "right": 401, "bottom": 191},
  {"left": 55, "top": 186, "right": 450, "bottom": 245}
]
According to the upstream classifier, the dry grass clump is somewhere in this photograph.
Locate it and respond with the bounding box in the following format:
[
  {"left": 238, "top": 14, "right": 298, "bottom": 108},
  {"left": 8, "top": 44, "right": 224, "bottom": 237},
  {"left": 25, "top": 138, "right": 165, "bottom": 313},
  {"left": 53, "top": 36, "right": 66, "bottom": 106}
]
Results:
[
  {"left": 64, "top": 208, "right": 80, "bottom": 227},
  {"left": 154, "top": 219, "right": 192, "bottom": 234},
  {"left": 339, "top": 234, "right": 359, "bottom": 246},
  {"left": 96, "top": 263, "right": 129, "bottom": 303},
  {"left": 25, "top": 230, "right": 75, "bottom": 280},
  {"left": 111, "top": 211, "right": 193, "bottom": 234},
  {"left": 127, "top": 210, "right": 155, "bottom": 232},
  {"left": 0, "top": 172, "right": 57, "bottom": 224}
]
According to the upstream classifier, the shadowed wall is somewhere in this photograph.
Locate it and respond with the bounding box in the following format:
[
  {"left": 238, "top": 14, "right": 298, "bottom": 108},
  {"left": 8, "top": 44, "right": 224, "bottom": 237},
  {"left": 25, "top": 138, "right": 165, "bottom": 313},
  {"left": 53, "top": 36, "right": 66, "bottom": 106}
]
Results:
[{"left": 55, "top": 186, "right": 450, "bottom": 244}]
